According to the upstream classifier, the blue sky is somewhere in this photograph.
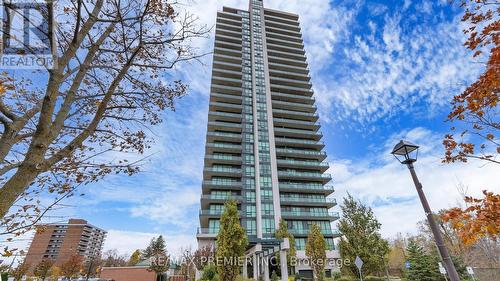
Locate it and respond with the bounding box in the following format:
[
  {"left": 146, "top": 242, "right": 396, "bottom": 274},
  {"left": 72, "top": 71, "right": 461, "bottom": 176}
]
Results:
[{"left": 6, "top": 0, "right": 500, "bottom": 257}]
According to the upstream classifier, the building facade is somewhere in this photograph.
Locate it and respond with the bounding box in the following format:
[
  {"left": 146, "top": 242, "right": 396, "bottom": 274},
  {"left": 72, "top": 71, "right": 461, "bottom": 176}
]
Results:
[
  {"left": 197, "top": 0, "right": 340, "bottom": 278},
  {"left": 24, "top": 219, "right": 106, "bottom": 267}
]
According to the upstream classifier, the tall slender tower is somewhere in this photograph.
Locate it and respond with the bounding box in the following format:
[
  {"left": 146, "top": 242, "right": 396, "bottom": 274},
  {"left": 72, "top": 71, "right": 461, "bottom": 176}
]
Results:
[{"left": 198, "top": 0, "right": 340, "bottom": 278}]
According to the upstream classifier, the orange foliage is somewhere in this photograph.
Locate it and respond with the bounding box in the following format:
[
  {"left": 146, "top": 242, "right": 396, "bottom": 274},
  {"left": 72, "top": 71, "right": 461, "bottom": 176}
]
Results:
[
  {"left": 441, "top": 190, "right": 500, "bottom": 245},
  {"left": 443, "top": 1, "right": 499, "bottom": 164}
]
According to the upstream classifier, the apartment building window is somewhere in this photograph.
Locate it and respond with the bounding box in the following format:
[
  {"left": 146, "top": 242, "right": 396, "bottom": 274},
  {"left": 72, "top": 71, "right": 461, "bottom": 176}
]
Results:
[
  {"left": 262, "top": 219, "right": 275, "bottom": 234},
  {"left": 209, "top": 204, "right": 224, "bottom": 212},
  {"left": 244, "top": 166, "right": 255, "bottom": 177},
  {"left": 211, "top": 191, "right": 232, "bottom": 199},
  {"left": 246, "top": 205, "right": 256, "bottom": 217},
  {"left": 246, "top": 191, "right": 256, "bottom": 203},
  {"left": 246, "top": 220, "right": 256, "bottom": 235},
  {"left": 261, "top": 189, "right": 273, "bottom": 200},
  {"left": 262, "top": 203, "right": 274, "bottom": 216},
  {"left": 295, "top": 238, "right": 306, "bottom": 250},
  {"left": 209, "top": 220, "right": 220, "bottom": 233},
  {"left": 326, "top": 238, "right": 335, "bottom": 250},
  {"left": 244, "top": 143, "right": 253, "bottom": 153}
]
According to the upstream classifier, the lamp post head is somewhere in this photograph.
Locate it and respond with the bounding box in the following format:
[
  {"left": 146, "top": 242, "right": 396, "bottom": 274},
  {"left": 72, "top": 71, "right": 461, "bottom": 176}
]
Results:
[{"left": 391, "top": 140, "right": 419, "bottom": 164}]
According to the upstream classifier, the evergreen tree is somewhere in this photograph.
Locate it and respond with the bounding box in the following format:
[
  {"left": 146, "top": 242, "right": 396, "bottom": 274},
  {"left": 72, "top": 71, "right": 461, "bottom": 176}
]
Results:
[
  {"left": 338, "top": 193, "right": 389, "bottom": 276},
  {"left": 275, "top": 218, "right": 296, "bottom": 270},
  {"left": 143, "top": 236, "right": 170, "bottom": 278},
  {"left": 215, "top": 200, "right": 248, "bottom": 281},
  {"left": 128, "top": 249, "right": 142, "bottom": 266},
  {"left": 406, "top": 240, "right": 443, "bottom": 281},
  {"left": 305, "top": 224, "right": 326, "bottom": 281}
]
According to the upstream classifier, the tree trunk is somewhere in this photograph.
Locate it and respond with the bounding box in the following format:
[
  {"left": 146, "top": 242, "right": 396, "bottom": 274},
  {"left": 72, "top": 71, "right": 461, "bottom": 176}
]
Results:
[{"left": 0, "top": 165, "right": 39, "bottom": 218}]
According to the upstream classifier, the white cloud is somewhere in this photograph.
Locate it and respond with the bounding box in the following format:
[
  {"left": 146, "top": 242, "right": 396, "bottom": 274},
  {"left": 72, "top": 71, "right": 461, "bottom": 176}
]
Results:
[
  {"left": 329, "top": 127, "right": 500, "bottom": 237},
  {"left": 313, "top": 6, "right": 481, "bottom": 128}
]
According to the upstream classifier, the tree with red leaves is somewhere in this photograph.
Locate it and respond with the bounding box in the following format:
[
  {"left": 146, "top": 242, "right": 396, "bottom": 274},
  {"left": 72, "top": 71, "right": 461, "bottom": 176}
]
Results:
[
  {"left": 443, "top": 0, "right": 499, "bottom": 165},
  {"left": 441, "top": 190, "right": 500, "bottom": 245}
]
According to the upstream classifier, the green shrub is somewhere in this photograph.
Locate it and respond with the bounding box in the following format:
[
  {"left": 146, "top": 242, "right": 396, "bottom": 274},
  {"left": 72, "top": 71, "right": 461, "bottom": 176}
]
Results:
[
  {"left": 331, "top": 271, "right": 342, "bottom": 280},
  {"left": 271, "top": 271, "right": 279, "bottom": 281},
  {"left": 201, "top": 264, "right": 217, "bottom": 281}
]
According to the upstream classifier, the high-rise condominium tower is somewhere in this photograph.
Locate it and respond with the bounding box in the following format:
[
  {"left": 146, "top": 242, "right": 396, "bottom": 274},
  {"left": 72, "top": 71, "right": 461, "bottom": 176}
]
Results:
[
  {"left": 197, "top": 0, "right": 340, "bottom": 278},
  {"left": 24, "top": 219, "right": 106, "bottom": 268}
]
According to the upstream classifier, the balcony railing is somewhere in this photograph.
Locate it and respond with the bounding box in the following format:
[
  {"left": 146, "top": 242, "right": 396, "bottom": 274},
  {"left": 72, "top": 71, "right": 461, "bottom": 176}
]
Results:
[
  {"left": 208, "top": 121, "right": 241, "bottom": 129},
  {"left": 280, "top": 197, "right": 337, "bottom": 204},
  {"left": 288, "top": 228, "right": 341, "bottom": 236},
  {"left": 204, "top": 167, "right": 242, "bottom": 174},
  {"left": 206, "top": 155, "right": 242, "bottom": 161},
  {"left": 200, "top": 209, "right": 224, "bottom": 216},
  {"left": 201, "top": 195, "right": 243, "bottom": 201},
  {"left": 208, "top": 111, "right": 242, "bottom": 119},
  {"left": 274, "top": 138, "right": 324, "bottom": 146},
  {"left": 277, "top": 159, "right": 329, "bottom": 168},
  {"left": 197, "top": 228, "right": 219, "bottom": 235},
  {"left": 207, "top": 143, "right": 242, "bottom": 150},
  {"left": 279, "top": 183, "right": 334, "bottom": 192},
  {"left": 206, "top": 132, "right": 241, "bottom": 139},
  {"left": 278, "top": 171, "right": 332, "bottom": 179},
  {"left": 276, "top": 148, "right": 326, "bottom": 157},
  {"left": 273, "top": 118, "right": 319, "bottom": 127},
  {"left": 203, "top": 180, "right": 242, "bottom": 187},
  {"left": 274, "top": 127, "right": 322, "bottom": 137},
  {"left": 272, "top": 109, "right": 318, "bottom": 118},
  {"left": 281, "top": 211, "right": 340, "bottom": 219}
]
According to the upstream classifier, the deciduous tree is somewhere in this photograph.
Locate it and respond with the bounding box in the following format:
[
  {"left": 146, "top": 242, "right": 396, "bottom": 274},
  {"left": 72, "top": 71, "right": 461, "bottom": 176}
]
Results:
[
  {"left": 441, "top": 190, "right": 500, "bottom": 245},
  {"left": 101, "top": 249, "right": 127, "bottom": 267},
  {"left": 60, "top": 254, "right": 84, "bottom": 279},
  {"left": 33, "top": 259, "right": 54, "bottom": 281},
  {"left": 443, "top": 0, "right": 499, "bottom": 165},
  {"left": 11, "top": 262, "right": 30, "bottom": 281},
  {"left": 215, "top": 200, "right": 248, "bottom": 281},
  {"left": 305, "top": 223, "right": 326, "bottom": 281},
  {"left": 0, "top": 0, "right": 209, "bottom": 234},
  {"left": 338, "top": 193, "right": 389, "bottom": 276},
  {"left": 128, "top": 249, "right": 142, "bottom": 266},
  {"left": 193, "top": 245, "right": 215, "bottom": 271}
]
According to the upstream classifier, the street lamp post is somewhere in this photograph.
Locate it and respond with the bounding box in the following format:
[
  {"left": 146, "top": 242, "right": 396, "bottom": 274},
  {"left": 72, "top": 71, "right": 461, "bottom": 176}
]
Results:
[{"left": 391, "top": 140, "right": 460, "bottom": 281}]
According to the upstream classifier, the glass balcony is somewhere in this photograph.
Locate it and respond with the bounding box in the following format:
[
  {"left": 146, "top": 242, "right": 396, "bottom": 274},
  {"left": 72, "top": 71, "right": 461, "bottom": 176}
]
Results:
[
  {"left": 272, "top": 109, "right": 318, "bottom": 119},
  {"left": 207, "top": 143, "right": 242, "bottom": 150},
  {"left": 272, "top": 100, "right": 316, "bottom": 111},
  {"left": 208, "top": 111, "right": 242, "bottom": 119},
  {"left": 204, "top": 167, "right": 242, "bottom": 174},
  {"left": 208, "top": 121, "right": 241, "bottom": 128},
  {"left": 278, "top": 171, "right": 332, "bottom": 180},
  {"left": 273, "top": 118, "right": 319, "bottom": 127},
  {"left": 279, "top": 183, "right": 334, "bottom": 193},
  {"left": 207, "top": 132, "right": 241, "bottom": 139},
  {"left": 197, "top": 228, "right": 220, "bottom": 235},
  {"left": 274, "top": 127, "right": 322, "bottom": 139},
  {"left": 288, "top": 228, "right": 340, "bottom": 236},
  {"left": 281, "top": 211, "right": 340, "bottom": 220},
  {"left": 276, "top": 148, "right": 326, "bottom": 159},
  {"left": 274, "top": 137, "right": 324, "bottom": 147},
  {"left": 206, "top": 154, "right": 242, "bottom": 162},
  {"left": 201, "top": 195, "right": 242, "bottom": 201},
  {"left": 280, "top": 197, "right": 336, "bottom": 204},
  {"left": 200, "top": 209, "right": 224, "bottom": 216},
  {"left": 277, "top": 159, "right": 329, "bottom": 168}
]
